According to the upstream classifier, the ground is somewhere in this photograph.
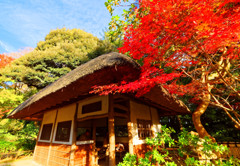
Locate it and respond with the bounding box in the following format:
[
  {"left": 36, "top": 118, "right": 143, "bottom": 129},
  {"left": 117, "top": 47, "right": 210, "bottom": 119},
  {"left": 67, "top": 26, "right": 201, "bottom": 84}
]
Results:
[{"left": 0, "top": 157, "right": 39, "bottom": 166}]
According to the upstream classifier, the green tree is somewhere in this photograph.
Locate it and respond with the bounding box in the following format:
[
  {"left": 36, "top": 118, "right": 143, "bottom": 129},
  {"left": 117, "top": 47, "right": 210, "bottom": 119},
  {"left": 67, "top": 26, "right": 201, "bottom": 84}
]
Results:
[
  {"left": 2, "top": 28, "right": 116, "bottom": 89},
  {"left": 0, "top": 28, "right": 116, "bottom": 154},
  {"left": 0, "top": 71, "right": 38, "bottom": 154},
  {"left": 105, "top": 0, "right": 138, "bottom": 47}
]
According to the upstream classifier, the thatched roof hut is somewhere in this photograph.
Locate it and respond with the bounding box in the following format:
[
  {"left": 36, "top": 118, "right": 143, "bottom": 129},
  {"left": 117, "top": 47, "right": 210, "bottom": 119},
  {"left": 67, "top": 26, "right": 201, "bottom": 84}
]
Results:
[
  {"left": 8, "top": 52, "right": 190, "bottom": 121},
  {"left": 8, "top": 52, "right": 192, "bottom": 166}
]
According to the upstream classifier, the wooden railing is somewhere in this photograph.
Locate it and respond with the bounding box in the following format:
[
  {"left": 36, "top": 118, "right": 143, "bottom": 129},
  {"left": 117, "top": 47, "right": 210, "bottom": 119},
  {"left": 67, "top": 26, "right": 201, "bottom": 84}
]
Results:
[
  {"left": 218, "top": 142, "right": 240, "bottom": 159},
  {"left": 163, "top": 142, "right": 240, "bottom": 165}
]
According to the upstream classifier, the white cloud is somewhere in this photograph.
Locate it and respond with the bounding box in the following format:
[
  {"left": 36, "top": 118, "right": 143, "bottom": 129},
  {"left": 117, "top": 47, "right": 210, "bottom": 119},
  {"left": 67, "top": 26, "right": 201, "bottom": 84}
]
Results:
[
  {"left": 0, "top": 0, "right": 115, "bottom": 51},
  {"left": 0, "top": 40, "right": 15, "bottom": 53}
]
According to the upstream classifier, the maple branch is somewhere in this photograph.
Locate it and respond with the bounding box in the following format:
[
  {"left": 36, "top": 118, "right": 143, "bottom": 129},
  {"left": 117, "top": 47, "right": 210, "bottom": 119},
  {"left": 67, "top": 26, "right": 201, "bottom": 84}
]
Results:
[
  {"left": 223, "top": 109, "right": 240, "bottom": 129},
  {"left": 210, "top": 100, "right": 240, "bottom": 129},
  {"left": 213, "top": 64, "right": 240, "bottom": 98},
  {"left": 209, "top": 93, "right": 231, "bottom": 111},
  {"left": 209, "top": 91, "right": 240, "bottom": 129},
  {"left": 210, "top": 92, "right": 240, "bottom": 118},
  {"left": 218, "top": 95, "right": 240, "bottom": 123},
  {"left": 181, "top": 68, "right": 196, "bottom": 81},
  {"left": 205, "top": 53, "right": 240, "bottom": 98}
]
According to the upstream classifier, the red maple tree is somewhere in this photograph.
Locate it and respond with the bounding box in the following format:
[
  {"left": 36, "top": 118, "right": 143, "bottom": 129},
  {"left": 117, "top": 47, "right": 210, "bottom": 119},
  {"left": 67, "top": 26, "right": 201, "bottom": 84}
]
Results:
[
  {"left": 96, "top": 0, "right": 240, "bottom": 139},
  {"left": 0, "top": 54, "right": 14, "bottom": 68},
  {"left": 0, "top": 54, "right": 15, "bottom": 117}
]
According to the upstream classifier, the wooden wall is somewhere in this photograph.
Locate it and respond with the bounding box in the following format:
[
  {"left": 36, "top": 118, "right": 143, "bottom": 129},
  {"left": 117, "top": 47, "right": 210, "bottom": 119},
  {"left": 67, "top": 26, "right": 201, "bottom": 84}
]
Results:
[
  {"left": 130, "top": 101, "right": 161, "bottom": 145},
  {"left": 48, "top": 143, "right": 71, "bottom": 166},
  {"left": 34, "top": 142, "right": 50, "bottom": 166},
  {"left": 34, "top": 142, "right": 71, "bottom": 166},
  {"left": 74, "top": 144, "right": 94, "bottom": 166},
  {"left": 34, "top": 142, "right": 95, "bottom": 166},
  {"left": 33, "top": 96, "right": 164, "bottom": 165},
  {"left": 77, "top": 96, "right": 108, "bottom": 119}
]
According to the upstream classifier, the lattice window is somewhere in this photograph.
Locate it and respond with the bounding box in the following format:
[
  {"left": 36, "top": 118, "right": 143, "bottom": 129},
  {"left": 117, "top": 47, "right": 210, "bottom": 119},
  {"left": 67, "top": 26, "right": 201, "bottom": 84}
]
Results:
[
  {"left": 137, "top": 119, "right": 152, "bottom": 139},
  {"left": 55, "top": 121, "right": 72, "bottom": 142},
  {"left": 40, "top": 123, "right": 53, "bottom": 141}
]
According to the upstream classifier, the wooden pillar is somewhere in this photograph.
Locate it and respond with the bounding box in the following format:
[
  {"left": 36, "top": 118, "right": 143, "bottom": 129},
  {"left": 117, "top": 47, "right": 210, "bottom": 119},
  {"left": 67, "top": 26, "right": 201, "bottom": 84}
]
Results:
[
  {"left": 92, "top": 120, "right": 97, "bottom": 165},
  {"left": 69, "top": 103, "right": 78, "bottom": 166},
  {"left": 47, "top": 110, "right": 58, "bottom": 166},
  {"left": 127, "top": 101, "right": 134, "bottom": 154},
  {"left": 92, "top": 120, "right": 96, "bottom": 144},
  {"left": 108, "top": 95, "right": 116, "bottom": 166},
  {"left": 127, "top": 122, "right": 134, "bottom": 154}
]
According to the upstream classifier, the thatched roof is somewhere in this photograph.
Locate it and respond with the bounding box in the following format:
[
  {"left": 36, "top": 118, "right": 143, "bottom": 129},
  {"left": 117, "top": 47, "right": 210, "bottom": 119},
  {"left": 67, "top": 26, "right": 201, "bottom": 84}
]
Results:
[{"left": 8, "top": 52, "right": 190, "bottom": 120}]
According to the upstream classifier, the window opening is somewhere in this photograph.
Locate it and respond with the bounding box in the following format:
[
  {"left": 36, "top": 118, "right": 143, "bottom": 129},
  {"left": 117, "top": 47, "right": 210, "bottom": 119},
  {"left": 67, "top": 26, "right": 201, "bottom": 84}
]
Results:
[
  {"left": 55, "top": 120, "right": 72, "bottom": 142},
  {"left": 82, "top": 101, "right": 102, "bottom": 114},
  {"left": 40, "top": 123, "right": 53, "bottom": 141},
  {"left": 137, "top": 119, "right": 152, "bottom": 139}
]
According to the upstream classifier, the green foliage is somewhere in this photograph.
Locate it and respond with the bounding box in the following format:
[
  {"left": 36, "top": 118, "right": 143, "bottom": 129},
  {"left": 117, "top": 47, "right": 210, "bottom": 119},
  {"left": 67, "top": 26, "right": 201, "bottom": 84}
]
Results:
[
  {"left": 0, "top": 89, "right": 24, "bottom": 112},
  {"left": 1, "top": 28, "right": 116, "bottom": 89},
  {"left": 118, "top": 153, "right": 137, "bottom": 166},
  {"left": 0, "top": 105, "right": 39, "bottom": 153},
  {"left": 160, "top": 106, "right": 240, "bottom": 142},
  {"left": 0, "top": 77, "right": 37, "bottom": 114},
  {"left": 202, "top": 107, "right": 240, "bottom": 142},
  {"left": 0, "top": 119, "right": 39, "bottom": 153},
  {"left": 105, "top": 0, "right": 139, "bottom": 47},
  {"left": 118, "top": 126, "right": 240, "bottom": 166},
  {"left": 0, "top": 28, "right": 116, "bottom": 155},
  {"left": 0, "top": 140, "right": 17, "bottom": 153}
]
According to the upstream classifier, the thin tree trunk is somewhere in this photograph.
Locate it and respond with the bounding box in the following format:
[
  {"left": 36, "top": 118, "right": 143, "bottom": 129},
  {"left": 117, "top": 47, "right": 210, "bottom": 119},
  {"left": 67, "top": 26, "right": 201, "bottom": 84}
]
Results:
[
  {"left": 192, "top": 92, "right": 216, "bottom": 141},
  {"left": 177, "top": 115, "right": 183, "bottom": 131}
]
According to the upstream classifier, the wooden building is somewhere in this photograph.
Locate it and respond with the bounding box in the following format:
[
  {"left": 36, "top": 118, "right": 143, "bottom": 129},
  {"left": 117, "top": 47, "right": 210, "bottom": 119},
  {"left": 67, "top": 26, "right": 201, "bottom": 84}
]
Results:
[{"left": 8, "top": 52, "right": 190, "bottom": 166}]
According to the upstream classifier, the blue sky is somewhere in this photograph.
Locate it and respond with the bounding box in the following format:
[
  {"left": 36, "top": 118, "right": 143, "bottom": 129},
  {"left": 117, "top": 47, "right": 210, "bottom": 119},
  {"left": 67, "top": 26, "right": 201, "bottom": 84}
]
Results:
[{"left": 0, "top": 0, "right": 124, "bottom": 53}]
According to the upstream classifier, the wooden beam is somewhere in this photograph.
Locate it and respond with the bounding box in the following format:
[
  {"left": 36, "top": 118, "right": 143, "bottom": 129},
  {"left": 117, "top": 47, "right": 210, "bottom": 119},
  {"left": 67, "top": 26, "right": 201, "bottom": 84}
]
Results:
[
  {"left": 108, "top": 95, "right": 115, "bottom": 166},
  {"left": 29, "top": 94, "right": 95, "bottom": 119},
  {"left": 77, "top": 114, "right": 108, "bottom": 122},
  {"left": 22, "top": 117, "right": 42, "bottom": 121},
  {"left": 113, "top": 94, "right": 130, "bottom": 100},
  {"left": 114, "top": 112, "right": 128, "bottom": 118},
  {"left": 115, "top": 94, "right": 179, "bottom": 114},
  {"left": 113, "top": 104, "right": 129, "bottom": 112}
]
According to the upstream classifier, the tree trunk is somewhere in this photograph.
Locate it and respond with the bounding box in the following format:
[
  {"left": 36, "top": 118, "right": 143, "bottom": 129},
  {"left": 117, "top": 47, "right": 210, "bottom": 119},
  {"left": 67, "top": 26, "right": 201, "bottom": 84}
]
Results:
[
  {"left": 192, "top": 92, "right": 216, "bottom": 141},
  {"left": 177, "top": 115, "right": 183, "bottom": 131}
]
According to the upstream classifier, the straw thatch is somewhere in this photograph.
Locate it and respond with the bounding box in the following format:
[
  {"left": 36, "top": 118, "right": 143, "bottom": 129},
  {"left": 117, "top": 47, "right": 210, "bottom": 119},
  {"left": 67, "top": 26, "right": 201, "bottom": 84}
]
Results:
[{"left": 8, "top": 52, "right": 190, "bottom": 120}]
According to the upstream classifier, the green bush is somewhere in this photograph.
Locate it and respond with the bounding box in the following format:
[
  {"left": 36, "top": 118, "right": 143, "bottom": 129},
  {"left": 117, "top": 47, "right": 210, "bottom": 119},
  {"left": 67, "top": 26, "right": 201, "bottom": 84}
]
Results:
[
  {"left": 0, "top": 120, "right": 38, "bottom": 154},
  {"left": 16, "top": 138, "right": 36, "bottom": 151},
  {"left": 0, "top": 140, "right": 17, "bottom": 153},
  {"left": 118, "top": 126, "right": 240, "bottom": 166}
]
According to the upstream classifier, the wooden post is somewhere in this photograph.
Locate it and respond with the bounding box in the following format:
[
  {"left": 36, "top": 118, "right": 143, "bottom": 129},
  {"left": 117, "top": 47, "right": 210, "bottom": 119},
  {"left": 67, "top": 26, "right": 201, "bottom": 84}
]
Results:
[
  {"left": 127, "top": 101, "right": 134, "bottom": 154},
  {"left": 108, "top": 95, "right": 116, "bottom": 166},
  {"left": 92, "top": 121, "right": 96, "bottom": 143},
  {"left": 127, "top": 122, "right": 134, "bottom": 154},
  {"left": 69, "top": 103, "right": 78, "bottom": 166},
  {"left": 47, "top": 110, "right": 58, "bottom": 166},
  {"left": 92, "top": 120, "right": 97, "bottom": 165}
]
